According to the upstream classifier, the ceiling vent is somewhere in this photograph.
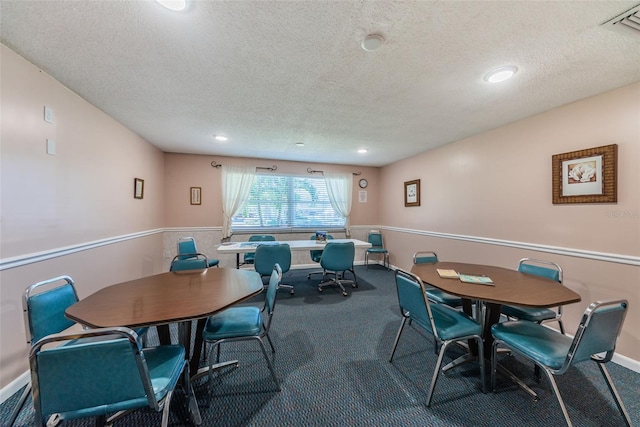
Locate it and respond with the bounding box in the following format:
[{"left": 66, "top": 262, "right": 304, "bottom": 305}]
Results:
[{"left": 602, "top": 4, "right": 640, "bottom": 37}]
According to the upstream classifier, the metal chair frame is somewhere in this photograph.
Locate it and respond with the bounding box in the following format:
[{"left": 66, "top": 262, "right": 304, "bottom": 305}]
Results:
[
  {"left": 365, "top": 231, "right": 389, "bottom": 269},
  {"left": 492, "top": 299, "right": 632, "bottom": 427},
  {"left": 390, "top": 269, "right": 486, "bottom": 406}
]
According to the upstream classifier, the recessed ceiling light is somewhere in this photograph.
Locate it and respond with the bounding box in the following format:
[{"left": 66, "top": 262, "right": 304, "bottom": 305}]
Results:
[
  {"left": 155, "top": 0, "right": 187, "bottom": 11},
  {"left": 484, "top": 65, "right": 518, "bottom": 83},
  {"left": 296, "top": 142, "right": 305, "bottom": 147},
  {"left": 214, "top": 135, "right": 228, "bottom": 142},
  {"left": 361, "top": 34, "right": 384, "bottom": 52},
  {"left": 357, "top": 149, "right": 368, "bottom": 154}
]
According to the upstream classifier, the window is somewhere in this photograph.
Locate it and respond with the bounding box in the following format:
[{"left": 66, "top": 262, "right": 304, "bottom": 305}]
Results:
[{"left": 231, "top": 174, "right": 346, "bottom": 231}]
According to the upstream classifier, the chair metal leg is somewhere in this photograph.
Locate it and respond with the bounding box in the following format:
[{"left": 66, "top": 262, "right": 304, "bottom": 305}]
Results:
[
  {"left": 255, "top": 337, "right": 281, "bottom": 391},
  {"left": 8, "top": 384, "right": 31, "bottom": 427},
  {"left": 541, "top": 367, "right": 573, "bottom": 427},
  {"left": 389, "top": 317, "right": 408, "bottom": 362},
  {"left": 597, "top": 363, "right": 633, "bottom": 427}
]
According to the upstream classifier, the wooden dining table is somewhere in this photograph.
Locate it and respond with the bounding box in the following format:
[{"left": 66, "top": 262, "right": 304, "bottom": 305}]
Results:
[
  {"left": 65, "top": 268, "right": 264, "bottom": 423},
  {"left": 411, "top": 261, "right": 581, "bottom": 398}
]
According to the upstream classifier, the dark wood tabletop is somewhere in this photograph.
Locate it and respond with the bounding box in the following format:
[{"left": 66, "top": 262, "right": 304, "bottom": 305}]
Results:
[
  {"left": 66, "top": 268, "right": 263, "bottom": 328},
  {"left": 411, "top": 261, "right": 581, "bottom": 308}
]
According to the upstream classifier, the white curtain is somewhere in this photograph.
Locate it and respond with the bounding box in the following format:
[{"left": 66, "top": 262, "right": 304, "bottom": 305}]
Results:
[
  {"left": 221, "top": 166, "right": 256, "bottom": 239},
  {"left": 324, "top": 172, "right": 353, "bottom": 236}
]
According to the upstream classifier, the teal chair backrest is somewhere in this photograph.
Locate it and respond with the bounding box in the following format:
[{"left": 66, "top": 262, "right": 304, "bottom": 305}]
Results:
[
  {"left": 320, "top": 241, "right": 355, "bottom": 272},
  {"left": 34, "top": 336, "right": 147, "bottom": 417},
  {"left": 177, "top": 238, "right": 198, "bottom": 260},
  {"left": 244, "top": 235, "right": 276, "bottom": 263},
  {"left": 254, "top": 243, "right": 291, "bottom": 276},
  {"left": 368, "top": 232, "right": 384, "bottom": 248},
  {"left": 413, "top": 251, "right": 438, "bottom": 265},
  {"left": 569, "top": 300, "right": 628, "bottom": 365},
  {"left": 25, "top": 276, "right": 79, "bottom": 345},
  {"left": 394, "top": 270, "right": 432, "bottom": 332},
  {"left": 518, "top": 258, "right": 561, "bottom": 283},
  {"left": 264, "top": 264, "right": 282, "bottom": 323}
]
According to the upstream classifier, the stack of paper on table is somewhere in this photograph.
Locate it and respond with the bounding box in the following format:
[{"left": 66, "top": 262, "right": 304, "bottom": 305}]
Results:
[{"left": 436, "top": 269, "right": 459, "bottom": 279}]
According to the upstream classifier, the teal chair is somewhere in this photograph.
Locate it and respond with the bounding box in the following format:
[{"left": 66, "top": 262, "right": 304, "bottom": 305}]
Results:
[
  {"left": 319, "top": 241, "right": 357, "bottom": 296},
  {"left": 177, "top": 237, "right": 219, "bottom": 267},
  {"left": 9, "top": 276, "right": 80, "bottom": 427},
  {"left": 254, "top": 243, "right": 293, "bottom": 294},
  {"left": 29, "top": 327, "right": 192, "bottom": 427},
  {"left": 203, "top": 264, "right": 283, "bottom": 391},
  {"left": 307, "top": 234, "right": 334, "bottom": 279},
  {"left": 365, "top": 230, "right": 389, "bottom": 269},
  {"left": 491, "top": 300, "right": 631, "bottom": 427},
  {"left": 242, "top": 235, "right": 276, "bottom": 266},
  {"left": 390, "top": 269, "right": 485, "bottom": 406},
  {"left": 501, "top": 258, "right": 565, "bottom": 334},
  {"left": 413, "top": 251, "right": 463, "bottom": 308}
]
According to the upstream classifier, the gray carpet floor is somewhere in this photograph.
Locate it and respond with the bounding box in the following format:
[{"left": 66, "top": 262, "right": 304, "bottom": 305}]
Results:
[{"left": 3, "top": 266, "right": 639, "bottom": 426}]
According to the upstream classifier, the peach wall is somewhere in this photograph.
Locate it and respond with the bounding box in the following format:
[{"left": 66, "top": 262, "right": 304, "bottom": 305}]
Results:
[
  {"left": 379, "top": 82, "right": 640, "bottom": 362},
  {"left": 0, "top": 45, "right": 166, "bottom": 390},
  {"left": 164, "top": 153, "right": 380, "bottom": 228}
]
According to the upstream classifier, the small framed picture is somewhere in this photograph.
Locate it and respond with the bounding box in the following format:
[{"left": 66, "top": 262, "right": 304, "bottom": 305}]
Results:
[
  {"left": 134, "top": 178, "right": 144, "bottom": 199},
  {"left": 404, "top": 179, "right": 420, "bottom": 207},
  {"left": 190, "top": 187, "right": 201, "bottom": 205}
]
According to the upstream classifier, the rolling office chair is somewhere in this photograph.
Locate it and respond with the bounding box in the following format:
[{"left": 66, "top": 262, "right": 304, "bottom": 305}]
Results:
[
  {"left": 501, "top": 258, "right": 565, "bottom": 334},
  {"left": 29, "top": 327, "right": 193, "bottom": 427},
  {"left": 307, "top": 234, "right": 334, "bottom": 279},
  {"left": 177, "top": 237, "right": 219, "bottom": 268},
  {"left": 241, "top": 235, "right": 276, "bottom": 266},
  {"left": 318, "top": 241, "right": 357, "bottom": 296},
  {"left": 203, "top": 264, "right": 283, "bottom": 391},
  {"left": 413, "top": 251, "right": 463, "bottom": 308},
  {"left": 254, "top": 243, "right": 294, "bottom": 294},
  {"left": 390, "top": 269, "right": 485, "bottom": 407},
  {"left": 492, "top": 300, "right": 632, "bottom": 427},
  {"left": 365, "top": 230, "right": 389, "bottom": 269}
]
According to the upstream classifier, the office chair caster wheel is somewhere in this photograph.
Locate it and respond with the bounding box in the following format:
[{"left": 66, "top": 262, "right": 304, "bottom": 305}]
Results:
[
  {"left": 342, "top": 291, "right": 348, "bottom": 296},
  {"left": 290, "top": 289, "right": 295, "bottom": 295},
  {"left": 318, "top": 287, "right": 323, "bottom": 292}
]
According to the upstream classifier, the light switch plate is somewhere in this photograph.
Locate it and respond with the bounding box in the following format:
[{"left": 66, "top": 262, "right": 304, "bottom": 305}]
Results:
[
  {"left": 44, "top": 106, "right": 53, "bottom": 123},
  {"left": 46, "top": 139, "right": 56, "bottom": 155}
]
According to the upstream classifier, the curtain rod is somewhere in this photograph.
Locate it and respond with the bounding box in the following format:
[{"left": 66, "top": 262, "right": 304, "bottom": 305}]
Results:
[
  {"left": 307, "top": 167, "right": 361, "bottom": 176},
  {"left": 210, "top": 161, "right": 277, "bottom": 172}
]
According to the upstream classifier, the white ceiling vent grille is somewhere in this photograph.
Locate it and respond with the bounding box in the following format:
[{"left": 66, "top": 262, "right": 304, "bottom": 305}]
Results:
[{"left": 602, "top": 4, "right": 640, "bottom": 37}]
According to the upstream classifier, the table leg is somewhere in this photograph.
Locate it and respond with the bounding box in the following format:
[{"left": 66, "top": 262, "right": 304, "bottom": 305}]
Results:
[{"left": 236, "top": 253, "right": 240, "bottom": 269}]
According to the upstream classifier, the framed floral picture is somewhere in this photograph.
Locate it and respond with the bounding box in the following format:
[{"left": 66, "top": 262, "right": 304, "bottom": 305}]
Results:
[
  {"left": 134, "top": 178, "right": 144, "bottom": 199},
  {"left": 552, "top": 144, "right": 617, "bottom": 204}
]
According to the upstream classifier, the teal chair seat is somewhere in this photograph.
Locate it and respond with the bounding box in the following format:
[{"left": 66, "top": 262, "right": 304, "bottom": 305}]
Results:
[
  {"left": 418, "top": 303, "right": 482, "bottom": 341},
  {"left": 492, "top": 321, "right": 572, "bottom": 370},
  {"left": 500, "top": 305, "right": 559, "bottom": 323},
  {"left": 203, "top": 306, "right": 262, "bottom": 340}
]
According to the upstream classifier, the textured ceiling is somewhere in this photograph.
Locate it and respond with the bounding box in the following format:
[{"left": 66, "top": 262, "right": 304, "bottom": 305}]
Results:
[{"left": 1, "top": 1, "right": 639, "bottom": 167}]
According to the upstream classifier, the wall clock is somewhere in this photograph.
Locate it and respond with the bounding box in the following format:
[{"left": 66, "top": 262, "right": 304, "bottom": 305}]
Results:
[{"left": 358, "top": 178, "right": 368, "bottom": 189}]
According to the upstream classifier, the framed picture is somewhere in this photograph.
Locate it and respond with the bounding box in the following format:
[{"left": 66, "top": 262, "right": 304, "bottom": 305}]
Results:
[
  {"left": 552, "top": 144, "right": 617, "bottom": 204},
  {"left": 404, "top": 179, "right": 420, "bottom": 207},
  {"left": 190, "top": 187, "right": 201, "bottom": 205},
  {"left": 134, "top": 178, "right": 144, "bottom": 199}
]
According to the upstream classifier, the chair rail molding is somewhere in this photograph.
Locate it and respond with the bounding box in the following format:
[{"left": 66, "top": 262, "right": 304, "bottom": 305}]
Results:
[{"left": 381, "top": 226, "right": 640, "bottom": 267}]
